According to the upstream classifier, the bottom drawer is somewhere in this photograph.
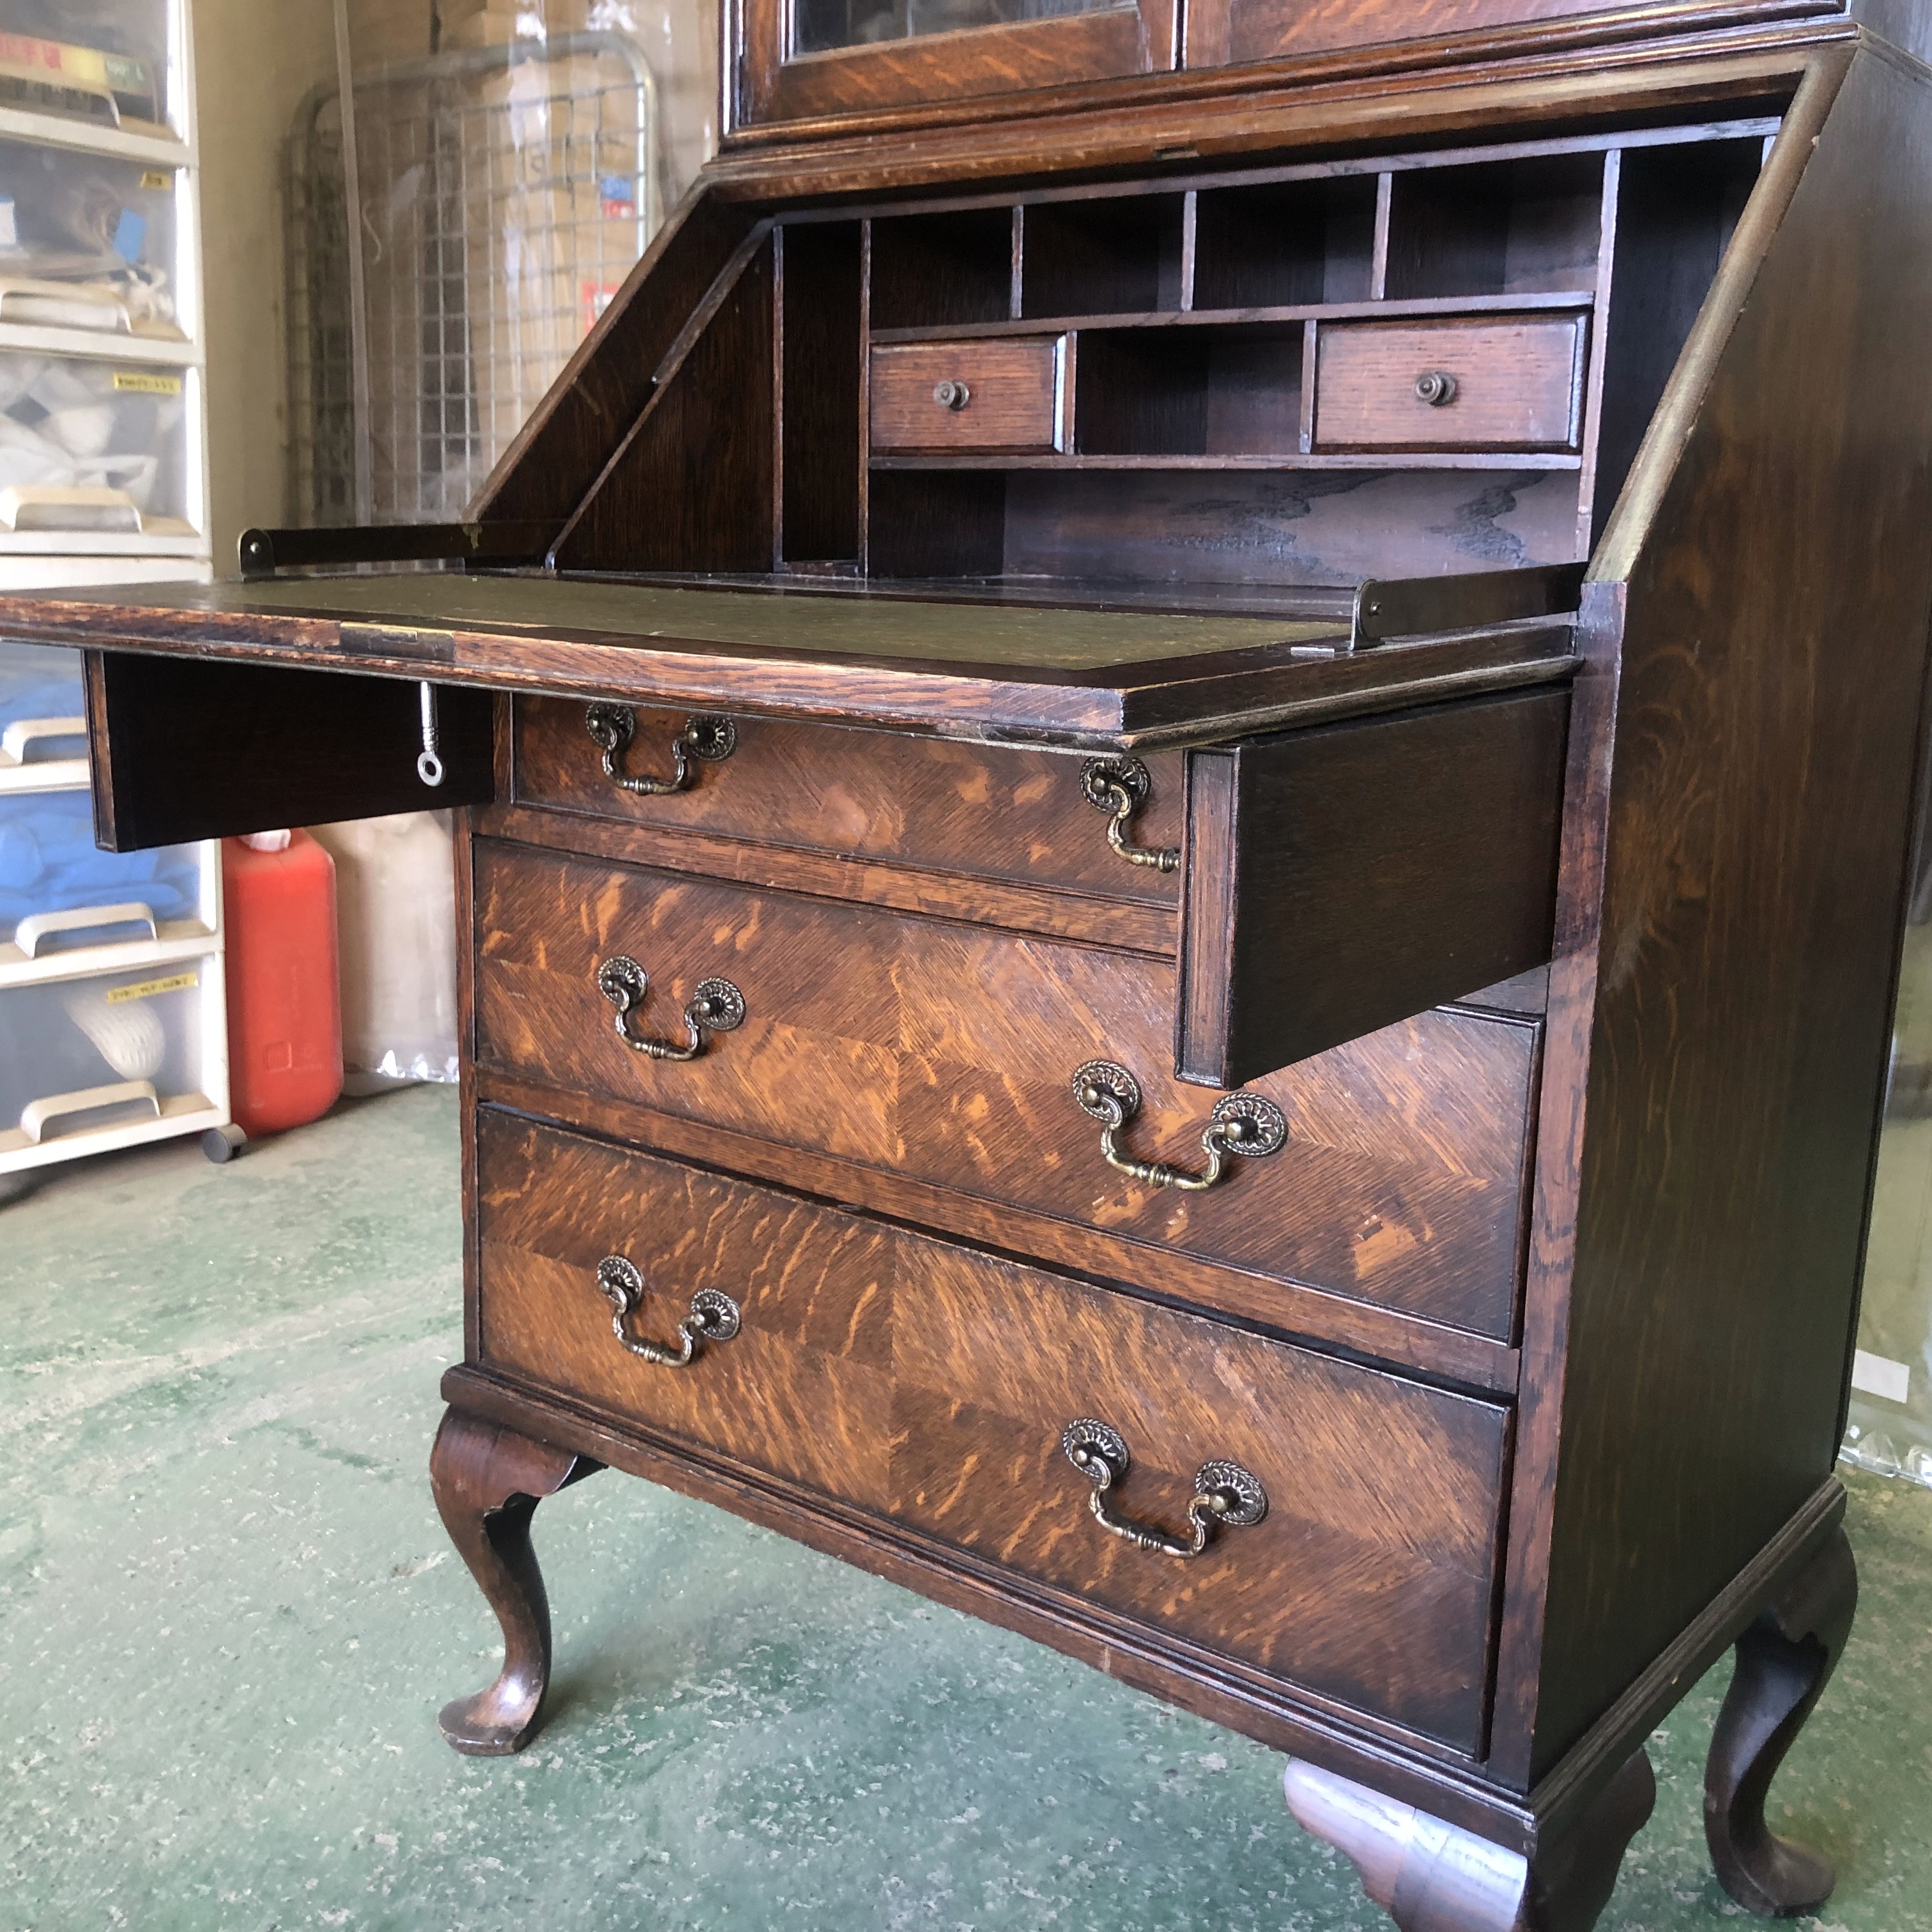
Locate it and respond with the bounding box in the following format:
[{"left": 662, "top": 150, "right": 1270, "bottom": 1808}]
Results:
[{"left": 476, "top": 1110, "right": 1512, "bottom": 1752}]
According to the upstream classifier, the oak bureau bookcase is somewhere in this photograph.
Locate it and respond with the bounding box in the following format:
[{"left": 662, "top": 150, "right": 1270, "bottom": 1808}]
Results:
[{"left": 10, "top": 1, "right": 1932, "bottom": 1924}]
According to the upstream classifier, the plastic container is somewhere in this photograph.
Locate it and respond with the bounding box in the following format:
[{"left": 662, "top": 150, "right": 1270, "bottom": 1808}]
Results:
[
  {"left": 309, "top": 811, "right": 459, "bottom": 1085},
  {"left": 0, "top": 955, "right": 212, "bottom": 1158},
  {"left": 221, "top": 829, "right": 342, "bottom": 1138},
  {"left": 0, "top": 348, "right": 195, "bottom": 538}
]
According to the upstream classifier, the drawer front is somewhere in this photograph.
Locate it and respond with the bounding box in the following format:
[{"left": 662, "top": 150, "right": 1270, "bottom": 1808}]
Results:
[
  {"left": 1314, "top": 316, "right": 1584, "bottom": 452},
  {"left": 473, "top": 841, "right": 1537, "bottom": 1338},
  {"left": 870, "top": 338, "right": 1068, "bottom": 453},
  {"left": 477, "top": 1110, "right": 1510, "bottom": 1749},
  {"left": 512, "top": 700, "right": 1182, "bottom": 907}
]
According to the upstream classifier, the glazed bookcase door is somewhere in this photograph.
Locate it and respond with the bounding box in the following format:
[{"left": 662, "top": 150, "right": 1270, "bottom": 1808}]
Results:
[
  {"left": 734, "top": 0, "right": 1178, "bottom": 129},
  {"left": 1181, "top": 0, "right": 1802, "bottom": 72}
]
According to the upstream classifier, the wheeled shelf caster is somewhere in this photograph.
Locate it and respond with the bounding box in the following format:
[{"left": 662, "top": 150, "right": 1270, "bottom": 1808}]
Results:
[{"left": 201, "top": 1123, "right": 248, "bottom": 1164}]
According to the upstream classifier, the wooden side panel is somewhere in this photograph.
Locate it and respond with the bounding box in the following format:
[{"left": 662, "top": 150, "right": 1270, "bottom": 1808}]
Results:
[
  {"left": 471, "top": 840, "right": 1539, "bottom": 1338},
  {"left": 1525, "top": 46, "right": 1932, "bottom": 1776},
  {"left": 1178, "top": 691, "right": 1568, "bottom": 1088},
  {"left": 475, "top": 1108, "right": 1510, "bottom": 1750},
  {"left": 553, "top": 236, "right": 778, "bottom": 574},
  {"left": 780, "top": 220, "right": 864, "bottom": 563},
  {"left": 469, "top": 190, "right": 761, "bottom": 527},
  {"left": 84, "top": 652, "right": 494, "bottom": 851}
]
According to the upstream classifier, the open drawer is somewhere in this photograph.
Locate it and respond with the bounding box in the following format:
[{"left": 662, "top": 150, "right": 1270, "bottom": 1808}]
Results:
[{"left": 0, "top": 564, "right": 1573, "bottom": 1085}]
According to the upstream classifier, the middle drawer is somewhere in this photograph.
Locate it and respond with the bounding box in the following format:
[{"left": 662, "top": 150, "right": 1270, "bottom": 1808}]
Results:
[{"left": 473, "top": 839, "right": 1538, "bottom": 1339}]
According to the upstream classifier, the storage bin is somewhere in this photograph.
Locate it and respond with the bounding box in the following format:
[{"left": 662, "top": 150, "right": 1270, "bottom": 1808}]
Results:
[
  {"left": 0, "top": 138, "right": 187, "bottom": 339},
  {"left": 0, "top": 348, "right": 195, "bottom": 538},
  {"left": 0, "top": 956, "right": 217, "bottom": 1157},
  {"left": 0, "top": 3, "right": 172, "bottom": 134}
]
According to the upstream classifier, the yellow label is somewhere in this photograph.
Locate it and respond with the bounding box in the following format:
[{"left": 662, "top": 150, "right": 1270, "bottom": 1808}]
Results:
[
  {"left": 107, "top": 970, "right": 196, "bottom": 1004},
  {"left": 140, "top": 169, "right": 171, "bottom": 190},
  {"left": 112, "top": 370, "right": 181, "bottom": 395}
]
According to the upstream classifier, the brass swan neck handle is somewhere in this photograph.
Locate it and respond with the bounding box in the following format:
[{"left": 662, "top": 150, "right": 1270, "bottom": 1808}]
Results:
[
  {"left": 597, "top": 1256, "right": 741, "bottom": 1368},
  {"left": 1071, "top": 1060, "right": 1285, "bottom": 1192},
  {"left": 585, "top": 704, "right": 737, "bottom": 796},
  {"left": 1080, "top": 756, "right": 1180, "bottom": 874},
  {"left": 1061, "top": 1418, "right": 1267, "bottom": 1560},
  {"left": 597, "top": 956, "right": 746, "bottom": 1061}
]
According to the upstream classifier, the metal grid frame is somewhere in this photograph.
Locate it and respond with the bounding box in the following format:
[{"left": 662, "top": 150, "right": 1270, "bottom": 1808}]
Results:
[{"left": 284, "top": 31, "right": 656, "bottom": 526}]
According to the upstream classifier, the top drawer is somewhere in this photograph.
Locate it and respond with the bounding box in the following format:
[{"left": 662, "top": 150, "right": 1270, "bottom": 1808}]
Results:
[
  {"left": 1312, "top": 316, "right": 1586, "bottom": 452},
  {"left": 870, "top": 337, "right": 1070, "bottom": 454},
  {"left": 513, "top": 699, "right": 1182, "bottom": 910}
]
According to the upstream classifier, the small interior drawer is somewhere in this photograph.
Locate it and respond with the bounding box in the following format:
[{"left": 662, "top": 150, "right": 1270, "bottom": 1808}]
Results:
[
  {"left": 870, "top": 337, "right": 1069, "bottom": 453},
  {"left": 476, "top": 1108, "right": 1511, "bottom": 1751},
  {"left": 1312, "top": 314, "right": 1586, "bottom": 451}
]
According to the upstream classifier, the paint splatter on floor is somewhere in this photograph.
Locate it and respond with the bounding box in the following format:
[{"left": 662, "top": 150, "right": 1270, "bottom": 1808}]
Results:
[{"left": 3, "top": 1087, "right": 1927, "bottom": 1931}]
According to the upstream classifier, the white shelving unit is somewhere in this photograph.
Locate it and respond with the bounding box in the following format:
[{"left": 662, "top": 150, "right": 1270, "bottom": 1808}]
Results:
[
  {"left": 0, "top": 1, "right": 229, "bottom": 1176},
  {"left": 0, "top": 0, "right": 210, "bottom": 580}
]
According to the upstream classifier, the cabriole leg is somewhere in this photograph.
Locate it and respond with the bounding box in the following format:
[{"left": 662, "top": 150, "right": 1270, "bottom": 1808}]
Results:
[
  {"left": 1284, "top": 1749, "right": 1654, "bottom": 1932},
  {"left": 429, "top": 1406, "right": 599, "bottom": 1756},
  {"left": 1705, "top": 1524, "right": 1858, "bottom": 1916}
]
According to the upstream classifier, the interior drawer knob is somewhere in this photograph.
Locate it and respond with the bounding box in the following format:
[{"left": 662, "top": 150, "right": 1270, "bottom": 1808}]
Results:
[
  {"left": 584, "top": 703, "right": 736, "bottom": 795},
  {"left": 1080, "top": 756, "right": 1180, "bottom": 874},
  {"left": 931, "top": 379, "right": 971, "bottom": 410},
  {"left": 597, "top": 1255, "right": 741, "bottom": 1367},
  {"left": 1071, "top": 1060, "right": 1286, "bottom": 1193},
  {"left": 1413, "top": 369, "right": 1458, "bottom": 406},
  {"left": 596, "top": 955, "right": 746, "bottom": 1061},
  {"left": 1061, "top": 1418, "right": 1268, "bottom": 1559}
]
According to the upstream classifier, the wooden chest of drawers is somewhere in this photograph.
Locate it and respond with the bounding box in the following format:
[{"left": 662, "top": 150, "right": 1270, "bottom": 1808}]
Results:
[{"left": 20, "top": 16, "right": 1931, "bottom": 1929}]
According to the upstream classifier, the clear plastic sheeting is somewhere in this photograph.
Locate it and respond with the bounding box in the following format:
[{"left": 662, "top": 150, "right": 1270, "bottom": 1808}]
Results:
[
  {"left": 309, "top": 813, "right": 460, "bottom": 1091},
  {"left": 1843, "top": 917, "right": 1932, "bottom": 1489},
  {"left": 286, "top": 0, "right": 716, "bottom": 525}
]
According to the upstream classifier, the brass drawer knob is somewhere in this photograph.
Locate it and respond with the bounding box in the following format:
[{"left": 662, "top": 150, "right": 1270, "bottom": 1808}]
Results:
[
  {"left": 932, "top": 379, "right": 971, "bottom": 410},
  {"left": 1080, "top": 756, "right": 1180, "bottom": 874},
  {"left": 1073, "top": 1060, "right": 1285, "bottom": 1193},
  {"left": 597, "top": 1255, "right": 741, "bottom": 1367},
  {"left": 1061, "top": 1418, "right": 1267, "bottom": 1560},
  {"left": 584, "top": 703, "right": 736, "bottom": 796},
  {"left": 1413, "top": 369, "right": 1458, "bottom": 406},
  {"left": 597, "top": 955, "right": 746, "bottom": 1061}
]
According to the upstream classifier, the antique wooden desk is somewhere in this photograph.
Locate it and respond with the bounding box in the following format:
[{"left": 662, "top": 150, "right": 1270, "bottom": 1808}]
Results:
[{"left": 11, "top": 3, "right": 1932, "bottom": 1924}]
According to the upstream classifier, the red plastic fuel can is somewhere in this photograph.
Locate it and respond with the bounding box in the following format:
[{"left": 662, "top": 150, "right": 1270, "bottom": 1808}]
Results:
[{"left": 222, "top": 829, "right": 343, "bottom": 1138}]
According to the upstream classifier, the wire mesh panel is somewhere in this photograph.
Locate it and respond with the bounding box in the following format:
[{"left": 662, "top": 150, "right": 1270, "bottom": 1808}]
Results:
[{"left": 285, "top": 33, "right": 655, "bottom": 525}]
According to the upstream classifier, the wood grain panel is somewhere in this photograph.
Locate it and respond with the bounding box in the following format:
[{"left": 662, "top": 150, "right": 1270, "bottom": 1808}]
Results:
[
  {"left": 870, "top": 337, "right": 1067, "bottom": 452},
  {"left": 1179, "top": 690, "right": 1567, "bottom": 1086},
  {"left": 474, "top": 1110, "right": 1509, "bottom": 1749},
  {"left": 512, "top": 699, "right": 1181, "bottom": 908},
  {"left": 471, "top": 840, "right": 1539, "bottom": 1337},
  {"left": 1314, "top": 315, "right": 1585, "bottom": 450},
  {"left": 85, "top": 651, "right": 494, "bottom": 850}
]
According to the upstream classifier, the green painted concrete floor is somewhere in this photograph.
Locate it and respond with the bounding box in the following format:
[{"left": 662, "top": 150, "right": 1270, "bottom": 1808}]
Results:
[{"left": 3, "top": 1084, "right": 1929, "bottom": 1932}]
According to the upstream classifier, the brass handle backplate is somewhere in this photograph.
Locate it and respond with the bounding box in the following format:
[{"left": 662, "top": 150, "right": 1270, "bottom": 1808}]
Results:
[
  {"left": 932, "top": 379, "right": 971, "bottom": 410},
  {"left": 1072, "top": 1059, "right": 1285, "bottom": 1192},
  {"left": 1061, "top": 1418, "right": 1267, "bottom": 1559},
  {"left": 585, "top": 703, "right": 736, "bottom": 795},
  {"left": 597, "top": 954, "right": 746, "bottom": 1061},
  {"left": 1080, "top": 756, "right": 1180, "bottom": 874},
  {"left": 597, "top": 1255, "right": 740, "bottom": 1367},
  {"left": 1413, "top": 369, "right": 1458, "bottom": 406}
]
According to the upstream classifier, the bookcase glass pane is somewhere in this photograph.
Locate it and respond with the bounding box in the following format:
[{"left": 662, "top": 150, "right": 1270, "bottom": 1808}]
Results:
[{"left": 795, "top": 0, "right": 1131, "bottom": 56}]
